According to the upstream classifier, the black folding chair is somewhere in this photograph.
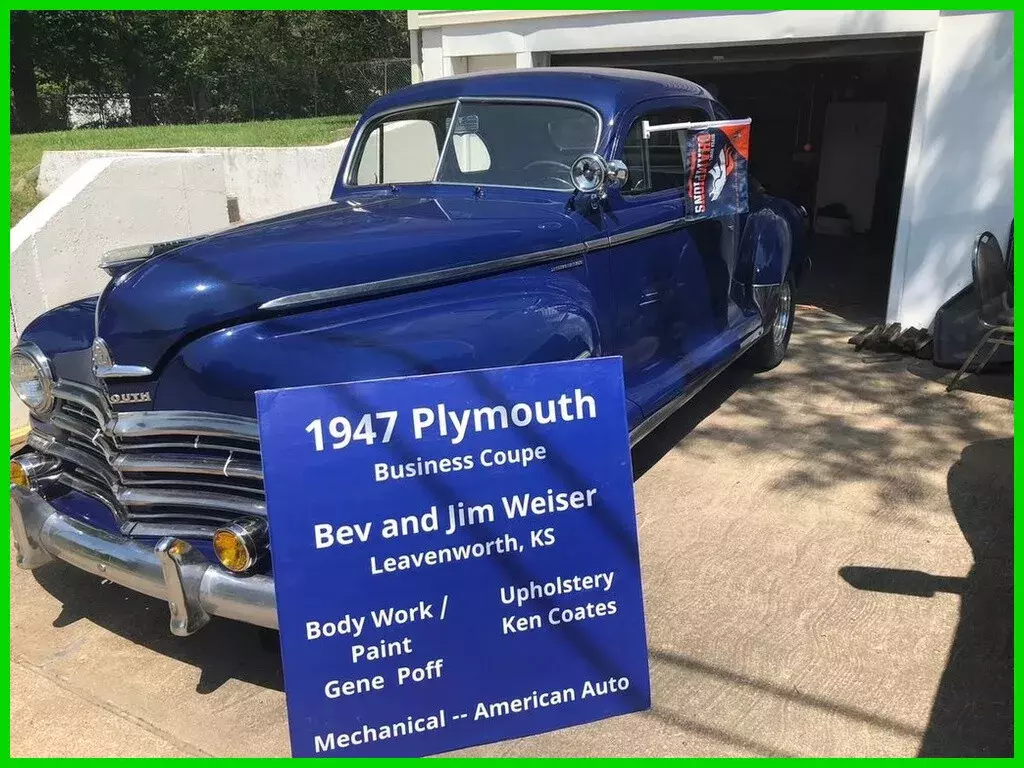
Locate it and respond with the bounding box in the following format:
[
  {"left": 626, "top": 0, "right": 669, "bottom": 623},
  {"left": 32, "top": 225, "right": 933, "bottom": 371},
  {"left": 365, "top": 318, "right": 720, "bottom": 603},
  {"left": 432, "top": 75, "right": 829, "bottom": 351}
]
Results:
[{"left": 947, "top": 231, "right": 1014, "bottom": 392}]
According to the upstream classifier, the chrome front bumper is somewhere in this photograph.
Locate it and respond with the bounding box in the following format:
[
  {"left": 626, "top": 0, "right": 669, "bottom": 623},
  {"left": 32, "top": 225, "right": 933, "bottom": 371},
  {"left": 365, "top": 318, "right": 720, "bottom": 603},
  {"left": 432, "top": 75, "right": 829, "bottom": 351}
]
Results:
[{"left": 10, "top": 485, "right": 277, "bottom": 635}]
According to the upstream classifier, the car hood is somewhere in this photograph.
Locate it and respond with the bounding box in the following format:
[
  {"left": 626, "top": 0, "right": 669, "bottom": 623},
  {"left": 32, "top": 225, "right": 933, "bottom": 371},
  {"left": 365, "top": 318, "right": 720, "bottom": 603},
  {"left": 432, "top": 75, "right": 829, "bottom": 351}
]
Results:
[{"left": 95, "top": 193, "right": 582, "bottom": 373}]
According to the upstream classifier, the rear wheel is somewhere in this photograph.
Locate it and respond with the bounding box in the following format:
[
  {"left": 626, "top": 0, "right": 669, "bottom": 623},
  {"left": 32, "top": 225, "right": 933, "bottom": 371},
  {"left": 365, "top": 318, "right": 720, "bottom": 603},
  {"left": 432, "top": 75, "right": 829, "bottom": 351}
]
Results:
[{"left": 747, "top": 271, "right": 795, "bottom": 371}]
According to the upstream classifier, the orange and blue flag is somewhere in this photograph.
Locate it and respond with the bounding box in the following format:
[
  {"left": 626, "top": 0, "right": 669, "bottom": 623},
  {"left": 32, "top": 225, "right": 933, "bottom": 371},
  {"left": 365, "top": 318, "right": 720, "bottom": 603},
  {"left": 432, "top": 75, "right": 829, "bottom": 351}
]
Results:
[{"left": 685, "top": 118, "right": 751, "bottom": 219}]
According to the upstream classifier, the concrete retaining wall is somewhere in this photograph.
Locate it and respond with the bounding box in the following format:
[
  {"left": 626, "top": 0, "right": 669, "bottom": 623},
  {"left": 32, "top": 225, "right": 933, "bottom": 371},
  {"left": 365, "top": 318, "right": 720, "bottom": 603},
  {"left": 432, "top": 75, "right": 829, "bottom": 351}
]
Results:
[
  {"left": 38, "top": 142, "right": 348, "bottom": 223},
  {"left": 10, "top": 153, "right": 228, "bottom": 430},
  {"left": 11, "top": 127, "right": 435, "bottom": 432},
  {"left": 10, "top": 308, "right": 28, "bottom": 432}
]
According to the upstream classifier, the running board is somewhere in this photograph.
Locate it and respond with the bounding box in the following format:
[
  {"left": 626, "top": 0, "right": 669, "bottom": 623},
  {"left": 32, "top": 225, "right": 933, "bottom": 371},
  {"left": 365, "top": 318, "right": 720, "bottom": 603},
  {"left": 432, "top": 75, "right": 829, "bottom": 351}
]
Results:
[{"left": 628, "top": 329, "right": 764, "bottom": 447}]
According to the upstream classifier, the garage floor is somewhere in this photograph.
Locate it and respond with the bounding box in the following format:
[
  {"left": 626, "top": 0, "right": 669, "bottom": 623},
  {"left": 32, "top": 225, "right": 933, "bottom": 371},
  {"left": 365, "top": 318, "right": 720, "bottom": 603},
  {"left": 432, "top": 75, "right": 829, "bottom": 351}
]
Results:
[
  {"left": 10, "top": 308, "right": 1013, "bottom": 757},
  {"left": 799, "top": 234, "right": 896, "bottom": 325}
]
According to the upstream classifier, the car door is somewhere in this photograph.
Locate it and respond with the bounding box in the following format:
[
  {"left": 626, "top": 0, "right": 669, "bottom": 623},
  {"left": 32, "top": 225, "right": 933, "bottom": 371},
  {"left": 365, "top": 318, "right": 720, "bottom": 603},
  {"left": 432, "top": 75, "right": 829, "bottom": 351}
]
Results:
[{"left": 578, "top": 98, "right": 752, "bottom": 419}]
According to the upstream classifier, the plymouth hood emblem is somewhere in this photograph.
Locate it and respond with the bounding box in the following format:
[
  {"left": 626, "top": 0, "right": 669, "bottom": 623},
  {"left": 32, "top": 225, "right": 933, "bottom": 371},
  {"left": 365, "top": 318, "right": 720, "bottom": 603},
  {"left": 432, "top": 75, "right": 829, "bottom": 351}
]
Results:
[{"left": 108, "top": 391, "right": 152, "bottom": 405}]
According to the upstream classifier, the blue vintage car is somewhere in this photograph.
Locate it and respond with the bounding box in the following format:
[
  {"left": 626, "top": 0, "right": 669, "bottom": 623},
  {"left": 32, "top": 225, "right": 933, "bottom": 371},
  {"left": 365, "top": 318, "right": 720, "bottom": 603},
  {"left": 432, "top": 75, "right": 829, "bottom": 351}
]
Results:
[{"left": 10, "top": 68, "right": 806, "bottom": 636}]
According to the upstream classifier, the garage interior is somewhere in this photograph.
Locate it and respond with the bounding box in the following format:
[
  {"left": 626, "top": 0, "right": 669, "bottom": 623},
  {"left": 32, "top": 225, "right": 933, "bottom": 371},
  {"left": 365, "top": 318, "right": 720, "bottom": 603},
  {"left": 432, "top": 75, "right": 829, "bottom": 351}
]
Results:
[{"left": 554, "top": 38, "right": 924, "bottom": 325}]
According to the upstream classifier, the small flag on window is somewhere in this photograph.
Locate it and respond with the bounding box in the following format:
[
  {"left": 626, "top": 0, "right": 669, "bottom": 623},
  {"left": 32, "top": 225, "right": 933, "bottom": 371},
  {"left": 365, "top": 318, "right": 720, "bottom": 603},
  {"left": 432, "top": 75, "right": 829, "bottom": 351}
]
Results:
[{"left": 685, "top": 118, "right": 751, "bottom": 219}]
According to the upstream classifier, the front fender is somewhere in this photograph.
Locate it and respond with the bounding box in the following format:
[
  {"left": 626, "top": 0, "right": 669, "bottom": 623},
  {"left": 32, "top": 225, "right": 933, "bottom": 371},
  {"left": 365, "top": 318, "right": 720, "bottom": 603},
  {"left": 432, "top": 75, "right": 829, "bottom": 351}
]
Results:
[
  {"left": 17, "top": 297, "right": 98, "bottom": 384},
  {"left": 155, "top": 272, "right": 600, "bottom": 417}
]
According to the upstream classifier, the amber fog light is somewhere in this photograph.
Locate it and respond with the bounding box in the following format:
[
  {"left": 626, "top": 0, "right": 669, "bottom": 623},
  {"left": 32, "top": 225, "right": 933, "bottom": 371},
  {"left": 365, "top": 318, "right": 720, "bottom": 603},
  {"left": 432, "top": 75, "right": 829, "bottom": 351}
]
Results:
[
  {"left": 10, "top": 453, "right": 59, "bottom": 490},
  {"left": 10, "top": 460, "right": 30, "bottom": 489},
  {"left": 213, "top": 518, "right": 268, "bottom": 574}
]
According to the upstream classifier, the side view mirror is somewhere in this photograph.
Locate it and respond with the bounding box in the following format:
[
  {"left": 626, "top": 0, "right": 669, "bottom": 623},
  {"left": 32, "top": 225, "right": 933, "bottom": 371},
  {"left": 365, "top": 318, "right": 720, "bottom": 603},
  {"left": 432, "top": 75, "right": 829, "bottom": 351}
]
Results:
[{"left": 570, "top": 154, "right": 628, "bottom": 200}]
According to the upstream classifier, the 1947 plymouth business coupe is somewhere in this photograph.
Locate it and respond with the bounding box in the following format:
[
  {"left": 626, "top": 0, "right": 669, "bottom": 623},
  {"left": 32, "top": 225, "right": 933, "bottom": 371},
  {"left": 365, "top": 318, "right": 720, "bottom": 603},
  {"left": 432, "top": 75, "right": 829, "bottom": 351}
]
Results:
[{"left": 10, "top": 68, "right": 805, "bottom": 636}]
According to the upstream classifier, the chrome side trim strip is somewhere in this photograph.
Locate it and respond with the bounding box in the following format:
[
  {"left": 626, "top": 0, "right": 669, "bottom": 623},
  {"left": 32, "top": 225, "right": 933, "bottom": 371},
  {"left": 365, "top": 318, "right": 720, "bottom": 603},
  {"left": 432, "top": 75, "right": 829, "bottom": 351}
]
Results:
[
  {"left": 259, "top": 242, "right": 587, "bottom": 311},
  {"left": 261, "top": 213, "right": 694, "bottom": 312},
  {"left": 607, "top": 217, "right": 689, "bottom": 247},
  {"left": 584, "top": 217, "right": 690, "bottom": 253},
  {"left": 113, "top": 410, "right": 259, "bottom": 441},
  {"left": 628, "top": 330, "right": 764, "bottom": 447},
  {"left": 116, "top": 487, "right": 267, "bottom": 517}
]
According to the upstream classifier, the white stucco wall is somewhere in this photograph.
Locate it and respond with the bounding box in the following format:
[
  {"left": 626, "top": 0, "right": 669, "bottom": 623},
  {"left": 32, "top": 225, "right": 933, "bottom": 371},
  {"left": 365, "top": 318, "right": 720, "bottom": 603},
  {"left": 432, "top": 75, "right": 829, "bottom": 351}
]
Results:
[
  {"left": 10, "top": 153, "right": 228, "bottom": 430},
  {"left": 413, "top": 10, "right": 941, "bottom": 80},
  {"left": 887, "top": 11, "right": 1014, "bottom": 328},
  {"left": 38, "top": 142, "right": 347, "bottom": 223}
]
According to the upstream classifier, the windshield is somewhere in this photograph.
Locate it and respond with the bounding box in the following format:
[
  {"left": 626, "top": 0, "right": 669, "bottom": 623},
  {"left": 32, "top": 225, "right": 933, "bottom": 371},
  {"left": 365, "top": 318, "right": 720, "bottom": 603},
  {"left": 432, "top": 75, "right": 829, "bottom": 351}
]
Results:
[{"left": 349, "top": 101, "right": 599, "bottom": 191}]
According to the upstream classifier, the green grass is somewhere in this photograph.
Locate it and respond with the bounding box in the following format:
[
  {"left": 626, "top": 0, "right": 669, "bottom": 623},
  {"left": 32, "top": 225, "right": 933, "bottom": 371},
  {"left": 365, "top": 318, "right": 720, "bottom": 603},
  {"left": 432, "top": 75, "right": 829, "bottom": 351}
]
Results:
[{"left": 10, "top": 114, "right": 359, "bottom": 225}]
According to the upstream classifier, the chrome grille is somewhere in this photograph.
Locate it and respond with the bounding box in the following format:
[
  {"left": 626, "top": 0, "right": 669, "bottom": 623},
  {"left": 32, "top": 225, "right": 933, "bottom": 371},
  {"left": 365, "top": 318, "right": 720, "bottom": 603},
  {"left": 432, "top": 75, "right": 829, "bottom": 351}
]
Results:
[{"left": 31, "top": 380, "right": 264, "bottom": 533}]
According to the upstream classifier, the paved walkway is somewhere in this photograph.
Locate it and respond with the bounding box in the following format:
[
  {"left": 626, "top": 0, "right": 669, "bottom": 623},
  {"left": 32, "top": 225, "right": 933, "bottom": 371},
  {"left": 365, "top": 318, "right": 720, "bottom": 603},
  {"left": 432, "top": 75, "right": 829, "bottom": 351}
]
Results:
[{"left": 9, "top": 308, "right": 1013, "bottom": 757}]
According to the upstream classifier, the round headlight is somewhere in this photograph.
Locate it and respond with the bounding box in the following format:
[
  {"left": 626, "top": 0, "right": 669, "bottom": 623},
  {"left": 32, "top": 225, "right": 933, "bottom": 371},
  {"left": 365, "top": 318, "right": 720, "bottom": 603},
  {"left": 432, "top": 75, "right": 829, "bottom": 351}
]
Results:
[{"left": 10, "top": 344, "right": 54, "bottom": 415}]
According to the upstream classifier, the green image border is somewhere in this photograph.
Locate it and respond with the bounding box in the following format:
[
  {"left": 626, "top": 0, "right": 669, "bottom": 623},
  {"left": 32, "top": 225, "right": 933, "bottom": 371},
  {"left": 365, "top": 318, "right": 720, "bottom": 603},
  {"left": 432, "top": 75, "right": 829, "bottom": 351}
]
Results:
[{"left": 2, "top": 3, "right": 1018, "bottom": 761}]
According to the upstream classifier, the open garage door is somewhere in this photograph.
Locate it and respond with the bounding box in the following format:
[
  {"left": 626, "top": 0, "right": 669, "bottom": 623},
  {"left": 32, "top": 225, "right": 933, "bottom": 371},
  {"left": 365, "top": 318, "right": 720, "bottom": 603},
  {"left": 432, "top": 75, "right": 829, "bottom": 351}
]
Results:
[{"left": 554, "top": 37, "right": 923, "bottom": 324}]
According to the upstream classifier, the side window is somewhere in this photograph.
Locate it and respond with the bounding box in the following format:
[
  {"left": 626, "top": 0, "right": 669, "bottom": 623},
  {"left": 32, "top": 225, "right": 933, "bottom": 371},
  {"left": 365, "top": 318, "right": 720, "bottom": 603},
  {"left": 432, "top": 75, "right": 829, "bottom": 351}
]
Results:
[
  {"left": 622, "top": 107, "right": 709, "bottom": 195},
  {"left": 353, "top": 104, "right": 452, "bottom": 186}
]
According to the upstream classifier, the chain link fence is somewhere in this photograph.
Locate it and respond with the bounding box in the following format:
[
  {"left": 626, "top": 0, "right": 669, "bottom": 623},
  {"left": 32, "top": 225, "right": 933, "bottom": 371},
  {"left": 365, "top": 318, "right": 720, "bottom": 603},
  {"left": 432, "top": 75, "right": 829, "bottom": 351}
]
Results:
[{"left": 23, "top": 58, "right": 411, "bottom": 131}]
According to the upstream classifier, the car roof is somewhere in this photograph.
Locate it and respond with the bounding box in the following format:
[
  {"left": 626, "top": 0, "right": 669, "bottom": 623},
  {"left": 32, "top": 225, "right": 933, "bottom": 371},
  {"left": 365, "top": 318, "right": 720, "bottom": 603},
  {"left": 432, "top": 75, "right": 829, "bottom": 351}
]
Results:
[{"left": 363, "top": 67, "right": 714, "bottom": 124}]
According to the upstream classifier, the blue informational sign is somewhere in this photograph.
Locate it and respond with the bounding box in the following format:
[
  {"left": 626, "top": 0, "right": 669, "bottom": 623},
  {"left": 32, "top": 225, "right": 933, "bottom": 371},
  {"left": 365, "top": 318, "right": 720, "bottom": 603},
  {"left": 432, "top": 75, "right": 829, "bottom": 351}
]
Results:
[{"left": 256, "top": 358, "right": 650, "bottom": 757}]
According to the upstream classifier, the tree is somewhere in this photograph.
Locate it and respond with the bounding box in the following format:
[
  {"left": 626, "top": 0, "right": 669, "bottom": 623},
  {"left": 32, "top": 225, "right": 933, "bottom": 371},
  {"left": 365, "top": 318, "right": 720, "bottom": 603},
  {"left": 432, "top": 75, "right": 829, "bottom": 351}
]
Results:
[
  {"left": 11, "top": 11, "right": 42, "bottom": 132},
  {"left": 15, "top": 10, "right": 409, "bottom": 131}
]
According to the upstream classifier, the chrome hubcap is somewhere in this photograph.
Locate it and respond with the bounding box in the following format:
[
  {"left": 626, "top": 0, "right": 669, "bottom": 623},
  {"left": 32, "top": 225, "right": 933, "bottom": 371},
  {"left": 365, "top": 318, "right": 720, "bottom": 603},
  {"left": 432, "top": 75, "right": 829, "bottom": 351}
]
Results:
[{"left": 772, "top": 281, "right": 792, "bottom": 346}]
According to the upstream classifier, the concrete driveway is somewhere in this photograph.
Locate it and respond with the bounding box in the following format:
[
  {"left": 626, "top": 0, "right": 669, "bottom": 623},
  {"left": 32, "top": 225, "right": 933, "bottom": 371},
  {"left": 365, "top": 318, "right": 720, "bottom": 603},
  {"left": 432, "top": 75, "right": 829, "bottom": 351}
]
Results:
[{"left": 9, "top": 308, "right": 1013, "bottom": 757}]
